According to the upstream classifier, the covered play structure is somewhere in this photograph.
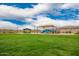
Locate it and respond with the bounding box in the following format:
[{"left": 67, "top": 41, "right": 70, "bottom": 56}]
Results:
[{"left": 41, "top": 29, "right": 56, "bottom": 33}]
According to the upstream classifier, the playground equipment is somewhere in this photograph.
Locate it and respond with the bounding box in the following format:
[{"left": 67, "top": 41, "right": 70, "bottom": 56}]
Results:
[{"left": 41, "top": 29, "right": 56, "bottom": 33}]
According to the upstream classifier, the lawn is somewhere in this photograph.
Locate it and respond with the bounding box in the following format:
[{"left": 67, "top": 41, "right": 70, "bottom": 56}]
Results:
[{"left": 0, "top": 34, "right": 79, "bottom": 56}]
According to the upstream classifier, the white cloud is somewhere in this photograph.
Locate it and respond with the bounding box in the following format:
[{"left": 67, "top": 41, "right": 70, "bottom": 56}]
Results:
[
  {"left": 0, "top": 21, "right": 18, "bottom": 30},
  {"left": 0, "top": 3, "right": 79, "bottom": 30},
  {"left": 33, "top": 16, "right": 79, "bottom": 27},
  {"left": 19, "top": 25, "right": 35, "bottom": 30},
  {"left": 0, "top": 20, "right": 35, "bottom": 30},
  {"left": 33, "top": 16, "right": 54, "bottom": 26},
  {"left": 0, "top": 3, "right": 52, "bottom": 20},
  {"left": 25, "top": 18, "right": 35, "bottom": 22},
  {"left": 0, "top": 3, "right": 78, "bottom": 20},
  {"left": 51, "top": 19, "right": 79, "bottom": 27},
  {"left": 0, "top": 16, "right": 79, "bottom": 30},
  {"left": 61, "top": 3, "right": 79, "bottom": 9}
]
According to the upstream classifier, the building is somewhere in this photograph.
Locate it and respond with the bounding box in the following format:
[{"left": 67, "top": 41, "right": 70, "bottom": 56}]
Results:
[
  {"left": 38, "top": 25, "right": 79, "bottom": 34},
  {"left": 0, "top": 25, "right": 79, "bottom": 34},
  {"left": 57, "top": 26, "right": 79, "bottom": 34},
  {"left": 38, "top": 25, "right": 57, "bottom": 33},
  {"left": 23, "top": 28, "right": 31, "bottom": 33},
  {"left": 0, "top": 29, "right": 18, "bottom": 34}
]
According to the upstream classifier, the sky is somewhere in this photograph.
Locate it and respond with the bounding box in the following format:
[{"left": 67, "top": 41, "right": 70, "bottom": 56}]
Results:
[{"left": 0, "top": 3, "right": 79, "bottom": 30}]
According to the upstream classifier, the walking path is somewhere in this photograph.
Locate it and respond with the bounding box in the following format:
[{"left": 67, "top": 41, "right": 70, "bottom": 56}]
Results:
[{"left": 17, "top": 32, "right": 75, "bottom": 35}]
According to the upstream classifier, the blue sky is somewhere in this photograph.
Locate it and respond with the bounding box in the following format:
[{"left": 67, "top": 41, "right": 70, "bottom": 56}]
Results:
[
  {"left": 0, "top": 3, "right": 38, "bottom": 8},
  {"left": 0, "top": 3, "right": 79, "bottom": 29}
]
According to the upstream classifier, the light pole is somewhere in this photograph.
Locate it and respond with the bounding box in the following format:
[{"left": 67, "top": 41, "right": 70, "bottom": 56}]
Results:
[{"left": 16, "top": 25, "right": 19, "bottom": 33}]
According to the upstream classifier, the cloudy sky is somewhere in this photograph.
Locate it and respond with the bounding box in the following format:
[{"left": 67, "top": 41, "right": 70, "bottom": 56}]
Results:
[{"left": 0, "top": 3, "right": 79, "bottom": 30}]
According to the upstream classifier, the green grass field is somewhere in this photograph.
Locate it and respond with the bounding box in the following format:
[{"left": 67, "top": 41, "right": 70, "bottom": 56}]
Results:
[{"left": 0, "top": 34, "right": 79, "bottom": 56}]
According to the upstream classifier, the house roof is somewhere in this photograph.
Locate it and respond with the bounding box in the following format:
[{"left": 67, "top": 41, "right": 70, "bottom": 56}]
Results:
[
  {"left": 59, "top": 26, "right": 79, "bottom": 29},
  {"left": 23, "top": 28, "right": 31, "bottom": 30},
  {"left": 38, "top": 25, "right": 55, "bottom": 28}
]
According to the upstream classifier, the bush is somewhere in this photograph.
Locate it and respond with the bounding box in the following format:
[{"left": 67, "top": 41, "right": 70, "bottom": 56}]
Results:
[{"left": 75, "top": 32, "right": 79, "bottom": 34}]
